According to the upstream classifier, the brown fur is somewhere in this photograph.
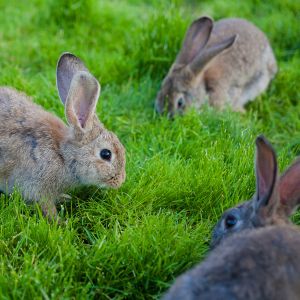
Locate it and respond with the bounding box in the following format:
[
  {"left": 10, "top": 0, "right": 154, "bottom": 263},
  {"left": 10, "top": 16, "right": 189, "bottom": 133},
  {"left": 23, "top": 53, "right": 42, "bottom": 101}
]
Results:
[
  {"left": 156, "top": 17, "right": 277, "bottom": 117},
  {"left": 163, "top": 136, "right": 300, "bottom": 300},
  {"left": 0, "top": 53, "right": 126, "bottom": 219}
]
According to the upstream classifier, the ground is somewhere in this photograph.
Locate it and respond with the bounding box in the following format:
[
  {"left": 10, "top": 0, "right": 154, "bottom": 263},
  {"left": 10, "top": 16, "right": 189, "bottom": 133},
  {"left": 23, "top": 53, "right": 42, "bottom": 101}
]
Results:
[{"left": 0, "top": 0, "right": 299, "bottom": 299}]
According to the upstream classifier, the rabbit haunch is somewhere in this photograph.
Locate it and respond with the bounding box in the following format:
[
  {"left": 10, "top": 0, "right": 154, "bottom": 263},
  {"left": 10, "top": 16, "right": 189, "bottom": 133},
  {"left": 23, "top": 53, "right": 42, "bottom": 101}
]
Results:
[
  {"left": 156, "top": 17, "right": 277, "bottom": 117},
  {"left": 162, "top": 136, "right": 300, "bottom": 300},
  {"left": 0, "top": 53, "right": 126, "bottom": 219}
]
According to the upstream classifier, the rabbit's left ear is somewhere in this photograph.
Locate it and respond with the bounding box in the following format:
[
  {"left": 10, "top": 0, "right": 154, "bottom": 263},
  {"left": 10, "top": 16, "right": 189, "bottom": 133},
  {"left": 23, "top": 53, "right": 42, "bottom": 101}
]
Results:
[
  {"left": 56, "top": 52, "right": 88, "bottom": 104},
  {"left": 253, "top": 135, "right": 279, "bottom": 218},
  {"left": 176, "top": 17, "right": 213, "bottom": 65}
]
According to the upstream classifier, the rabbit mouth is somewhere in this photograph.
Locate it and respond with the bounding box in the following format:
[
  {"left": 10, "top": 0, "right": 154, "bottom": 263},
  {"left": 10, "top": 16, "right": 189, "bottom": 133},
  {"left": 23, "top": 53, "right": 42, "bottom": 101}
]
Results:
[
  {"left": 105, "top": 173, "right": 125, "bottom": 188},
  {"left": 105, "top": 176, "right": 122, "bottom": 188}
]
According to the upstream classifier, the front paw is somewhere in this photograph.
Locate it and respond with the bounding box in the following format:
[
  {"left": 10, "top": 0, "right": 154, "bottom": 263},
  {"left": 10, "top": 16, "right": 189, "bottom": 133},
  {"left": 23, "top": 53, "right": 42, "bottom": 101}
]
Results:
[{"left": 59, "top": 193, "right": 72, "bottom": 202}]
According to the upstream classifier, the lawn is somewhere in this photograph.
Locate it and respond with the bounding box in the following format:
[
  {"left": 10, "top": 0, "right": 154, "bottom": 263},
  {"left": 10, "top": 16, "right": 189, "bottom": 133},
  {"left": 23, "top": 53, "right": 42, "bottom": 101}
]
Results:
[{"left": 0, "top": 0, "right": 299, "bottom": 299}]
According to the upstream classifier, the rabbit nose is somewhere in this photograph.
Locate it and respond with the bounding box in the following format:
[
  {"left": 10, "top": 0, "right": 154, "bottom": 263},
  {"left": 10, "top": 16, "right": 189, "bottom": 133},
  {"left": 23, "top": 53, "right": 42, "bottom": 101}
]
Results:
[{"left": 155, "top": 99, "right": 164, "bottom": 114}]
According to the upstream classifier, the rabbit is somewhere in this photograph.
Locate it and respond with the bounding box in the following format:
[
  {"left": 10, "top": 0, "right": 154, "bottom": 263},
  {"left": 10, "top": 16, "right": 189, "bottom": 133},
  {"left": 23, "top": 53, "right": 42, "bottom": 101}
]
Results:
[
  {"left": 155, "top": 17, "right": 277, "bottom": 117},
  {"left": 0, "top": 52, "right": 126, "bottom": 219},
  {"left": 162, "top": 136, "right": 300, "bottom": 300},
  {"left": 211, "top": 138, "right": 300, "bottom": 248}
]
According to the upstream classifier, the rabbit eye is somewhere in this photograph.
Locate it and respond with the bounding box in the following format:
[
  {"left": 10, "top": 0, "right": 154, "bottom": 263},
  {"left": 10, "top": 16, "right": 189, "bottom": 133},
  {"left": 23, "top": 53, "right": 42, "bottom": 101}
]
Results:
[
  {"left": 100, "top": 149, "right": 111, "bottom": 161},
  {"left": 177, "top": 97, "right": 185, "bottom": 109},
  {"left": 224, "top": 214, "right": 237, "bottom": 229}
]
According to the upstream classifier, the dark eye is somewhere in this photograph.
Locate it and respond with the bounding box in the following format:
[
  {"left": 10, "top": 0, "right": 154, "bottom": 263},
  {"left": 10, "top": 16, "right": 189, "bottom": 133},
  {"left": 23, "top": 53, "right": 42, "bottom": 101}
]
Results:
[
  {"left": 100, "top": 149, "right": 111, "bottom": 161},
  {"left": 224, "top": 214, "right": 237, "bottom": 229},
  {"left": 177, "top": 97, "right": 185, "bottom": 109}
]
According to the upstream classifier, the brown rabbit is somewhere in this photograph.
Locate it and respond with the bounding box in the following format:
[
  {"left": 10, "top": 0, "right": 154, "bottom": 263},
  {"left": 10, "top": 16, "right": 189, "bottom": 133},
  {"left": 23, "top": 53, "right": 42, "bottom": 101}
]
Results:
[
  {"left": 155, "top": 17, "right": 277, "bottom": 117},
  {"left": 0, "top": 53, "right": 126, "bottom": 219},
  {"left": 162, "top": 136, "right": 300, "bottom": 300}
]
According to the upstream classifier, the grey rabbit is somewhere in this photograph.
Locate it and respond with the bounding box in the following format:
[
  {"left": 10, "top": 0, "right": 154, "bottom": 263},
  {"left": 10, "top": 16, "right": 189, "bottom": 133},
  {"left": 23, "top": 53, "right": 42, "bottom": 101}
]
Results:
[
  {"left": 155, "top": 17, "right": 277, "bottom": 117},
  {"left": 162, "top": 136, "right": 300, "bottom": 300}
]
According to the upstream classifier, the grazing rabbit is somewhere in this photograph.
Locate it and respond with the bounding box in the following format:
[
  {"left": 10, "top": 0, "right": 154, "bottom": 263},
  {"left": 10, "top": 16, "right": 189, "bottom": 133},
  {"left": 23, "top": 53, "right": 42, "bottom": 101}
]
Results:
[
  {"left": 155, "top": 17, "right": 277, "bottom": 117},
  {"left": 162, "top": 136, "right": 300, "bottom": 300},
  {"left": 0, "top": 53, "right": 126, "bottom": 219}
]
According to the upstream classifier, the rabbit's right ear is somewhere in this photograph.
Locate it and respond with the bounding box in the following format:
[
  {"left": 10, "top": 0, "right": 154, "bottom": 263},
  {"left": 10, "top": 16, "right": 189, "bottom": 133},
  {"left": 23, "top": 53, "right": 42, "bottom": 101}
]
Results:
[
  {"left": 65, "top": 71, "right": 100, "bottom": 132},
  {"left": 176, "top": 17, "right": 213, "bottom": 65},
  {"left": 189, "top": 35, "right": 237, "bottom": 74},
  {"left": 253, "top": 135, "right": 278, "bottom": 217},
  {"left": 278, "top": 159, "right": 300, "bottom": 216},
  {"left": 56, "top": 53, "right": 88, "bottom": 104}
]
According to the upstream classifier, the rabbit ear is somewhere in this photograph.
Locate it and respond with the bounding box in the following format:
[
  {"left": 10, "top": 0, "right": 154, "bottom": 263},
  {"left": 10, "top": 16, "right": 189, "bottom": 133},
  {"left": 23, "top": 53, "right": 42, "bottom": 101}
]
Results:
[
  {"left": 65, "top": 71, "right": 100, "bottom": 132},
  {"left": 253, "top": 135, "right": 278, "bottom": 215},
  {"left": 189, "top": 35, "right": 237, "bottom": 74},
  {"left": 176, "top": 17, "right": 213, "bottom": 65},
  {"left": 56, "top": 52, "right": 89, "bottom": 104},
  {"left": 278, "top": 159, "right": 300, "bottom": 216}
]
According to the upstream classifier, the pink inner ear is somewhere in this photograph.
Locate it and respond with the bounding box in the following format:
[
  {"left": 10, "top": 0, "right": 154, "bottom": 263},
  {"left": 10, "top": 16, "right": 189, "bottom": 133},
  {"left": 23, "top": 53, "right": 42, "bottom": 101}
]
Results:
[
  {"left": 279, "top": 163, "right": 300, "bottom": 205},
  {"left": 257, "top": 156, "right": 274, "bottom": 201},
  {"left": 67, "top": 71, "right": 99, "bottom": 130},
  {"left": 255, "top": 137, "right": 277, "bottom": 204},
  {"left": 78, "top": 116, "right": 85, "bottom": 128},
  {"left": 258, "top": 173, "right": 268, "bottom": 199},
  {"left": 75, "top": 94, "right": 93, "bottom": 128}
]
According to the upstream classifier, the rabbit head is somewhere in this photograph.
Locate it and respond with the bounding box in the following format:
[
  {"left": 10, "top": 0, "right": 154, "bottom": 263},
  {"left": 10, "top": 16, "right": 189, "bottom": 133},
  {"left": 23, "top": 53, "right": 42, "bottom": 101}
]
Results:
[
  {"left": 57, "top": 53, "right": 126, "bottom": 189},
  {"left": 211, "top": 135, "right": 300, "bottom": 248},
  {"left": 155, "top": 17, "right": 237, "bottom": 118}
]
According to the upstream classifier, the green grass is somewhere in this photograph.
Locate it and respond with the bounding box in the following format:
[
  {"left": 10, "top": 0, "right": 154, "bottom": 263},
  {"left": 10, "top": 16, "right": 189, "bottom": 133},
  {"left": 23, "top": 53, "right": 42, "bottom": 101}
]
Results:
[{"left": 0, "top": 0, "right": 299, "bottom": 298}]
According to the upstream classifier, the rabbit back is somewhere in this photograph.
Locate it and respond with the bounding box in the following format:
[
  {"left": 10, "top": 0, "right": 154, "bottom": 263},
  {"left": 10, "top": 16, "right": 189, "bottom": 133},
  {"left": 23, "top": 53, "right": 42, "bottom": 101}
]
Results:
[
  {"left": 163, "top": 226, "right": 300, "bottom": 300},
  {"left": 0, "top": 87, "right": 69, "bottom": 200},
  {"left": 204, "top": 18, "right": 277, "bottom": 108}
]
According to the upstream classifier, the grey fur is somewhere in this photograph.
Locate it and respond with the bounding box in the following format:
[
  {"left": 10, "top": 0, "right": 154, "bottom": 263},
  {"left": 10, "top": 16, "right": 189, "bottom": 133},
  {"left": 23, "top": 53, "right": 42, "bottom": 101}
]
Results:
[{"left": 24, "top": 134, "right": 38, "bottom": 162}]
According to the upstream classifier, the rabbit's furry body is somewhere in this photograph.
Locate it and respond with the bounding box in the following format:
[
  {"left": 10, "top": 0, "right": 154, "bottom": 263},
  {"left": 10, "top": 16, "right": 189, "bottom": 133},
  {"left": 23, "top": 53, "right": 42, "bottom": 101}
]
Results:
[
  {"left": 0, "top": 53, "right": 126, "bottom": 218},
  {"left": 156, "top": 18, "right": 277, "bottom": 117},
  {"left": 201, "top": 18, "right": 277, "bottom": 109},
  {"left": 0, "top": 87, "right": 70, "bottom": 201},
  {"left": 164, "top": 226, "right": 300, "bottom": 300}
]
